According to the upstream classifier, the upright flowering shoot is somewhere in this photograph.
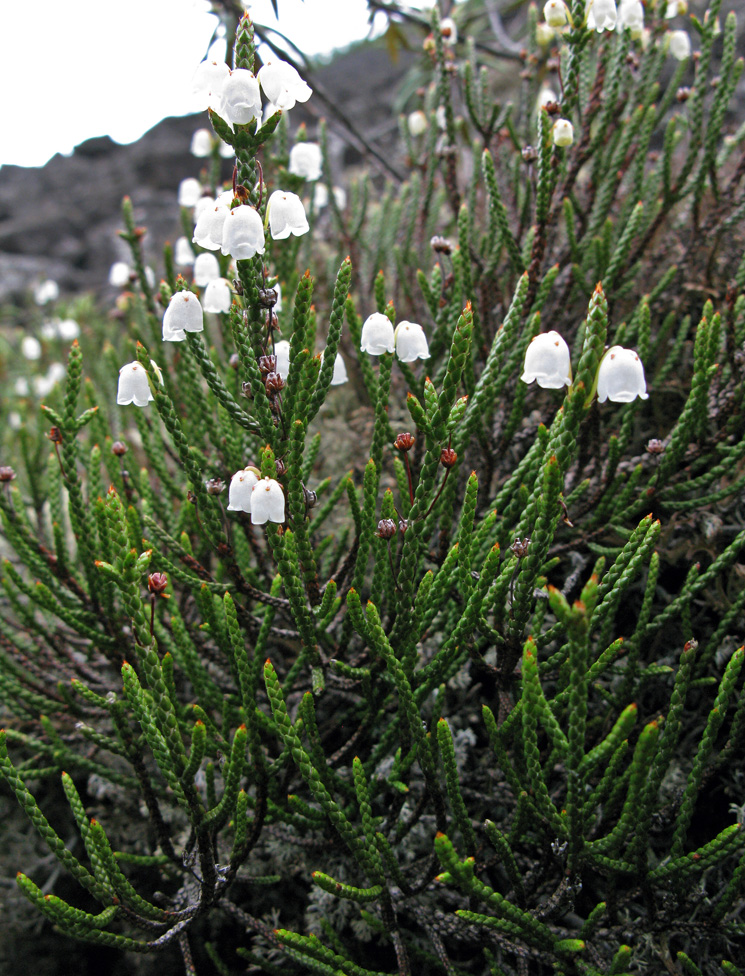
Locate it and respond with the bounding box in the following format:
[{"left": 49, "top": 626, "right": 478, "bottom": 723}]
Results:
[{"left": 522, "top": 331, "right": 572, "bottom": 389}]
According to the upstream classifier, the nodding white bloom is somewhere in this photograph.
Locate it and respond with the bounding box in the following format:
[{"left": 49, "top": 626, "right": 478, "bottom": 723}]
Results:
[
  {"left": 250, "top": 477, "right": 285, "bottom": 525},
  {"left": 289, "top": 142, "right": 322, "bottom": 181},
  {"left": 175, "top": 236, "right": 196, "bottom": 267},
  {"left": 194, "top": 195, "right": 216, "bottom": 222},
  {"left": 33, "top": 279, "right": 59, "bottom": 305},
  {"left": 521, "top": 331, "right": 572, "bottom": 389},
  {"left": 669, "top": 29, "right": 691, "bottom": 60},
  {"left": 193, "top": 251, "right": 221, "bottom": 286},
  {"left": 408, "top": 110, "right": 428, "bottom": 137},
  {"left": 109, "top": 261, "right": 131, "bottom": 287},
  {"left": 191, "top": 59, "right": 230, "bottom": 111},
  {"left": 219, "top": 139, "right": 235, "bottom": 159},
  {"left": 274, "top": 340, "right": 291, "bottom": 378},
  {"left": 57, "top": 318, "right": 80, "bottom": 341},
  {"left": 190, "top": 128, "right": 214, "bottom": 157},
  {"left": 21, "top": 336, "right": 42, "bottom": 360},
  {"left": 263, "top": 101, "right": 281, "bottom": 124},
  {"left": 117, "top": 360, "right": 162, "bottom": 406},
  {"left": 313, "top": 183, "right": 347, "bottom": 210},
  {"left": 536, "top": 22, "right": 557, "bottom": 46},
  {"left": 193, "top": 203, "right": 230, "bottom": 250},
  {"left": 394, "top": 321, "right": 430, "bottom": 362},
  {"left": 440, "top": 17, "right": 458, "bottom": 45},
  {"left": 221, "top": 206, "right": 266, "bottom": 259},
  {"left": 553, "top": 119, "right": 574, "bottom": 147},
  {"left": 586, "top": 0, "right": 617, "bottom": 32},
  {"left": 220, "top": 68, "right": 262, "bottom": 127},
  {"left": 258, "top": 58, "right": 312, "bottom": 111},
  {"left": 202, "top": 278, "right": 233, "bottom": 314},
  {"left": 46, "top": 362, "right": 68, "bottom": 386},
  {"left": 321, "top": 349, "right": 349, "bottom": 385},
  {"left": 596, "top": 346, "right": 648, "bottom": 403},
  {"left": 227, "top": 465, "right": 260, "bottom": 513},
  {"left": 267, "top": 191, "right": 309, "bottom": 240},
  {"left": 178, "top": 177, "right": 202, "bottom": 208},
  {"left": 162, "top": 291, "right": 204, "bottom": 341},
  {"left": 360, "top": 313, "right": 395, "bottom": 355},
  {"left": 15, "top": 377, "right": 29, "bottom": 396},
  {"left": 665, "top": 0, "right": 687, "bottom": 17},
  {"left": 436, "top": 104, "right": 447, "bottom": 129},
  {"left": 544, "top": 0, "right": 568, "bottom": 27},
  {"left": 618, "top": 0, "right": 644, "bottom": 34},
  {"left": 41, "top": 319, "right": 60, "bottom": 339}
]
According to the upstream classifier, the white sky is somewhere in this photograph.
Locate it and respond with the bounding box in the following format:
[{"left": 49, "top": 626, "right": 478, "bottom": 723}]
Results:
[{"left": 0, "top": 0, "right": 420, "bottom": 169}]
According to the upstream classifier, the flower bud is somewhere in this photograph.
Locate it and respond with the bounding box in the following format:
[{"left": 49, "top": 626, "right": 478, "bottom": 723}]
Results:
[
  {"left": 259, "top": 355, "right": 277, "bottom": 375},
  {"left": 206, "top": 478, "right": 225, "bottom": 495},
  {"left": 647, "top": 439, "right": 665, "bottom": 455},
  {"left": 440, "top": 447, "right": 458, "bottom": 468},
  {"left": 430, "top": 235, "right": 452, "bottom": 254},
  {"left": 265, "top": 371, "right": 285, "bottom": 395}
]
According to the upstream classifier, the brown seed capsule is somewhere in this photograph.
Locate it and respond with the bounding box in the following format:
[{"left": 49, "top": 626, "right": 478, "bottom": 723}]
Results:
[
  {"left": 510, "top": 537, "right": 530, "bottom": 558},
  {"left": 147, "top": 572, "right": 168, "bottom": 595},
  {"left": 398, "top": 519, "right": 409, "bottom": 535},
  {"left": 676, "top": 87, "right": 691, "bottom": 102},
  {"left": 206, "top": 478, "right": 225, "bottom": 495},
  {"left": 647, "top": 439, "right": 665, "bottom": 455},
  {"left": 268, "top": 311, "right": 280, "bottom": 331},
  {"left": 440, "top": 447, "right": 457, "bottom": 468},
  {"left": 0, "top": 466, "right": 16, "bottom": 482},
  {"left": 275, "top": 458, "right": 287, "bottom": 478},
  {"left": 376, "top": 518, "right": 397, "bottom": 540},
  {"left": 48, "top": 427, "right": 63, "bottom": 444},
  {"left": 304, "top": 487, "right": 318, "bottom": 510},
  {"left": 112, "top": 441, "right": 128, "bottom": 457},
  {"left": 229, "top": 353, "right": 240, "bottom": 370},
  {"left": 241, "top": 381, "right": 253, "bottom": 399},
  {"left": 258, "top": 288, "right": 278, "bottom": 308},
  {"left": 232, "top": 278, "right": 243, "bottom": 296},
  {"left": 187, "top": 490, "right": 197, "bottom": 505},
  {"left": 259, "top": 355, "right": 277, "bottom": 376},
  {"left": 430, "top": 236, "right": 452, "bottom": 255},
  {"left": 265, "top": 371, "right": 285, "bottom": 394},
  {"left": 522, "top": 145, "right": 538, "bottom": 163},
  {"left": 394, "top": 432, "right": 415, "bottom": 452},
  {"left": 234, "top": 184, "right": 250, "bottom": 203}
]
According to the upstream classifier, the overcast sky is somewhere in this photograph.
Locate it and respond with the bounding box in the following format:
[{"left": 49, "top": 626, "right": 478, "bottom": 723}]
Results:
[{"left": 0, "top": 0, "right": 412, "bottom": 169}]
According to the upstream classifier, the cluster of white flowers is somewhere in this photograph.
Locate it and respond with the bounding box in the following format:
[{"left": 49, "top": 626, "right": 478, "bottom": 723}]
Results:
[
  {"left": 521, "top": 331, "right": 648, "bottom": 403},
  {"left": 227, "top": 466, "right": 285, "bottom": 524},
  {"left": 360, "top": 313, "right": 430, "bottom": 363}
]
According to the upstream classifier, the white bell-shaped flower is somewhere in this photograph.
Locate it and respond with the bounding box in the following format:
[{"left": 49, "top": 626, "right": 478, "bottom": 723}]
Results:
[
  {"left": 190, "top": 128, "right": 213, "bottom": 157},
  {"left": 536, "top": 22, "right": 556, "bottom": 46},
  {"left": 274, "top": 340, "right": 291, "bottom": 379},
  {"left": 163, "top": 291, "right": 204, "bottom": 342},
  {"left": 46, "top": 362, "right": 68, "bottom": 387},
  {"left": 202, "top": 278, "right": 233, "bottom": 314},
  {"left": 597, "top": 346, "right": 648, "bottom": 403},
  {"left": 440, "top": 17, "right": 458, "bottom": 45},
  {"left": 220, "top": 68, "right": 262, "bottom": 127},
  {"left": 109, "top": 261, "right": 131, "bottom": 287},
  {"left": 41, "top": 319, "right": 60, "bottom": 339},
  {"left": 193, "top": 252, "right": 221, "bottom": 286},
  {"left": 227, "top": 466, "right": 260, "bottom": 512},
  {"left": 57, "top": 318, "right": 80, "bottom": 341},
  {"left": 258, "top": 58, "right": 312, "bottom": 111},
  {"left": 553, "top": 119, "right": 574, "bottom": 147},
  {"left": 289, "top": 142, "right": 322, "bottom": 181},
  {"left": 321, "top": 349, "right": 348, "bottom": 385},
  {"left": 267, "top": 191, "right": 309, "bottom": 240},
  {"left": 408, "top": 110, "right": 428, "bottom": 137},
  {"left": 193, "top": 203, "right": 230, "bottom": 250},
  {"left": 219, "top": 140, "right": 235, "bottom": 158},
  {"left": 544, "top": 0, "right": 568, "bottom": 27},
  {"left": 117, "top": 360, "right": 161, "bottom": 406},
  {"left": 191, "top": 59, "right": 230, "bottom": 111},
  {"left": 250, "top": 477, "right": 285, "bottom": 525},
  {"left": 175, "top": 237, "right": 196, "bottom": 267},
  {"left": 21, "top": 336, "right": 42, "bottom": 360},
  {"left": 394, "top": 321, "right": 430, "bottom": 362},
  {"left": 178, "top": 177, "right": 203, "bottom": 208},
  {"left": 34, "top": 279, "right": 59, "bottom": 305},
  {"left": 586, "top": 0, "right": 617, "bottom": 31},
  {"left": 669, "top": 29, "right": 691, "bottom": 60},
  {"left": 521, "top": 331, "right": 572, "bottom": 389},
  {"left": 618, "top": 0, "right": 644, "bottom": 33},
  {"left": 221, "top": 206, "right": 266, "bottom": 260},
  {"left": 361, "top": 313, "right": 395, "bottom": 355},
  {"left": 665, "top": 0, "right": 687, "bottom": 17},
  {"left": 313, "top": 184, "right": 347, "bottom": 210}
]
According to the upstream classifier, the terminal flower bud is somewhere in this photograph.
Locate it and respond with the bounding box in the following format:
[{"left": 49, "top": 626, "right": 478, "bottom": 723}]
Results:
[
  {"left": 521, "top": 331, "right": 572, "bottom": 389},
  {"left": 147, "top": 572, "right": 169, "bottom": 596},
  {"left": 376, "top": 518, "right": 397, "bottom": 540},
  {"left": 394, "top": 321, "right": 430, "bottom": 362},
  {"left": 596, "top": 346, "right": 648, "bottom": 403},
  {"left": 227, "top": 466, "right": 261, "bottom": 513},
  {"left": 440, "top": 447, "right": 458, "bottom": 468},
  {"left": 250, "top": 477, "right": 286, "bottom": 524},
  {"left": 361, "top": 313, "right": 395, "bottom": 355},
  {"left": 267, "top": 191, "right": 310, "bottom": 239}
]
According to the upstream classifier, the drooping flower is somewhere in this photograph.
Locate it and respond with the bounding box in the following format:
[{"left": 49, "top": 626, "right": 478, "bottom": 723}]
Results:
[
  {"left": 227, "top": 466, "right": 260, "bottom": 513},
  {"left": 360, "top": 313, "right": 395, "bottom": 355},
  {"left": 258, "top": 58, "right": 312, "bottom": 111},
  {"left": 190, "top": 128, "right": 214, "bottom": 158},
  {"left": 553, "top": 119, "right": 574, "bottom": 147},
  {"left": 221, "top": 206, "right": 266, "bottom": 260},
  {"left": 313, "top": 184, "right": 347, "bottom": 210},
  {"left": 408, "top": 110, "right": 428, "bottom": 137},
  {"left": 597, "top": 346, "right": 648, "bottom": 403},
  {"left": 321, "top": 349, "right": 348, "bottom": 385},
  {"left": 117, "top": 360, "right": 162, "bottom": 406},
  {"left": 440, "top": 17, "right": 458, "bottom": 45},
  {"left": 193, "top": 203, "right": 230, "bottom": 250},
  {"left": 289, "top": 142, "right": 322, "bottom": 181},
  {"left": 394, "top": 321, "right": 430, "bottom": 362},
  {"left": 193, "top": 252, "right": 221, "bottom": 286},
  {"left": 191, "top": 59, "right": 230, "bottom": 111},
  {"left": 267, "top": 191, "right": 309, "bottom": 239},
  {"left": 665, "top": 0, "right": 687, "bottom": 17},
  {"left": 21, "top": 336, "right": 41, "bottom": 360},
  {"left": 162, "top": 292, "right": 204, "bottom": 342},
  {"left": 668, "top": 29, "right": 691, "bottom": 60},
  {"left": 33, "top": 279, "right": 59, "bottom": 305},
  {"left": 174, "top": 237, "right": 196, "bottom": 267},
  {"left": 521, "top": 331, "right": 572, "bottom": 389},
  {"left": 250, "top": 477, "right": 286, "bottom": 524},
  {"left": 178, "top": 177, "right": 202, "bottom": 208},
  {"left": 202, "top": 278, "right": 233, "bottom": 314},
  {"left": 618, "top": 0, "right": 644, "bottom": 34},
  {"left": 109, "top": 261, "right": 131, "bottom": 287},
  {"left": 586, "top": 0, "right": 618, "bottom": 32},
  {"left": 544, "top": 0, "right": 568, "bottom": 27},
  {"left": 57, "top": 318, "right": 80, "bottom": 341},
  {"left": 537, "top": 86, "right": 558, "bottom": 112},
  {"left": 274, "top": 340, "right": 291, "bottom": 379},
  {"left": 220, "top": 68, "right": 262, "bottom": 127}
]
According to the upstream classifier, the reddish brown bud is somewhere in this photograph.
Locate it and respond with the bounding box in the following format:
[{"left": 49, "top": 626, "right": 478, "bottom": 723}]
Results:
[
  {"left": 440, "top": 447, "right": 457, "bottom": 468},
  {"left": 510, "top": 537, "right": 530, "bottom": 558},
  {"left": 229, "top": 352, "right": 240, "bottom": 369},
  {"left": 147, "top": 573, "right": 169, "bottom": 596},
  {"left": 275, "top": 458, "right": 287, "bottom": 478},
  {"left": 258, "top": 287, "right": 278, "bottom": 308},
  {"left": 394, "top": 432, "right": 415, "bottom": 452}
]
